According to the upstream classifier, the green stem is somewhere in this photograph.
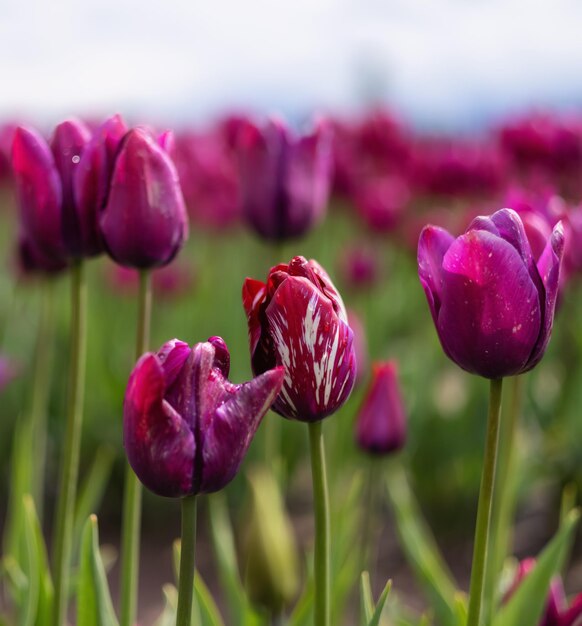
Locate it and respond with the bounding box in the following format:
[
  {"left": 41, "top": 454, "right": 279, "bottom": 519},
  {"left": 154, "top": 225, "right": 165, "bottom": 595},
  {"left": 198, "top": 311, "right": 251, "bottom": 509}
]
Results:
[
  {"left": 466, "top": 378, "right": 504, "bottom": 626},
  {"left": 52, "top": 260, "right": 88, "bottom": 626},
  {"left": 484, "top": 375, "right": 523, "bottom": 617},
  {"left": 120, "top": 270, "right": 152, "bottom": 626},
  {"left": 30, "top": 280, "right": 56, "bottom": 521},
  {"left": 308, "top": 421, "right": 331, "bottom": 626},
  {"left": 176, "top": 495, "right": 198, "bottom": 626}
]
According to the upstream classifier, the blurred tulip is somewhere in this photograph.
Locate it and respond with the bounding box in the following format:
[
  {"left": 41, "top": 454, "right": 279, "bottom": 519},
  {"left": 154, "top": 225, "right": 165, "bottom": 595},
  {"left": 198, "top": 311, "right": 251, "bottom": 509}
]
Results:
[
  {"left": 355, "top": 361, "right": 407, "bottom": 455},
  {"left": 347, "top": 308, "right": 368, "bottom": 384},
  {"left": 106, "top": 263, "right": 195, "bottom": 299},
  {"left": 238, "top": 118, "right": 332, "bottom": 241},
  {"left": 339, "top": 246, "right": 379, "bottom": 291},
  {"left": 418, "top": 208, "right": 564, "bottom": 378},
  {"left": 243, "top": 256, "right": 356, "bottom": 421},
  {"left": 124, "top": 337, "right": 284, "bottom": 497},
  {"left": 173, "top": 128, "right": 241, "bottom": 230},
  {"left": 241, "top": 467, "right": 300, "bottom": 614},
  {"left": 505, "top": 558, "right": 582, "bottom": 626},
  {"left": 73, "top": 114, "right": 128, "bottom": 256},
  {"left": 354, "top": 175, "right": 410, "bottom": 233},
  {"left": 100, "top": 127, "right": 188, "bottom": 268}
]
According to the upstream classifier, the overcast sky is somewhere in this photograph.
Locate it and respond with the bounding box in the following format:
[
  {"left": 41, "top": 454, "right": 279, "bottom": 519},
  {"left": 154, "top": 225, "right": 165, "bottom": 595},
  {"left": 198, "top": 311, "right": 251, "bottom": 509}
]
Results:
[{"left": 1, "top": 0, "right": 582, "bottom": 130}]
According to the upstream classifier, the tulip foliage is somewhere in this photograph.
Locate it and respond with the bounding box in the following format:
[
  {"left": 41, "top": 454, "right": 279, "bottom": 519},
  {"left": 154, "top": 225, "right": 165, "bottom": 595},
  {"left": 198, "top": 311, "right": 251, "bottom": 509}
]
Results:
[{"left": 2, "top": 106, "right": 582, "bottom": 626}]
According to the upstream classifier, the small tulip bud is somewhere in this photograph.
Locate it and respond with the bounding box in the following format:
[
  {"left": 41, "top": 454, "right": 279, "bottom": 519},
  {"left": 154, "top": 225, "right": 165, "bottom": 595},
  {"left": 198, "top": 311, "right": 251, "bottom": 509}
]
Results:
[{"left": 355, "top": 361, "right": 407, "bottom": 455}]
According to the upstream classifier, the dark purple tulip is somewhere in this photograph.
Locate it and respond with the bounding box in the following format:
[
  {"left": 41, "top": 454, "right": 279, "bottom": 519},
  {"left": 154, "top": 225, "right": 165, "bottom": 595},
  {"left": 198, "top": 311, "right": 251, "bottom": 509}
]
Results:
[
  {"left": 238, "top": 118, "right": 332, "bottom": 241},
  {"left": 354, "top": 175, "right": 410, "bottom": 233},
  {"left": 100, "top": 127, "right": 188, "bottom": 268},
  {"left": 124, "top": 337, "right": 284, "bottom": 497},
  {"left": 339, "top": 246, "right": 379, "bottom": 291},
  {"left": 355, "top": 361, "right": 406, "bottom": 455},
  {"left": 418, "top": 208, "right": 564, "bottom": 379},
  {"left": 50, "top": 119, "right": 92, "bottom": 255},
  {"left": 73, "top": 114, "right": 128, "bottom": 256},
  {"left": 242, "top": 256, "right": 356, "bottom": 422},
  {"left": 11, "top": 126, "right": 69, "bottom": 272}
]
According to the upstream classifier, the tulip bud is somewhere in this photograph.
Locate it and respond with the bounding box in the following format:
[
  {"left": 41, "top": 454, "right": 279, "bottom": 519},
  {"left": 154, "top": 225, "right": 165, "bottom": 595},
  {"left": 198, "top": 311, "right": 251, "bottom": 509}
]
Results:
[
  {"left": 123, "top": 337, "right": 284, "bottom": 497},
  {"left": 100, "top": 128, "right": 188, "bottom": 268},
  {"left": 355, "top": 361, "right": 407, "bottom": 455},
  {"left": 240, "top": 467, "right": 300, "bottom": 613},
  {"left": 238, "top": 118, "right": 332, "bottom": 241},
  {"left": 243, "top": 256, "right": 356, "bottom": 422},
  {"left": 418, "top": 208, "right": 564, "bottom": 379}
]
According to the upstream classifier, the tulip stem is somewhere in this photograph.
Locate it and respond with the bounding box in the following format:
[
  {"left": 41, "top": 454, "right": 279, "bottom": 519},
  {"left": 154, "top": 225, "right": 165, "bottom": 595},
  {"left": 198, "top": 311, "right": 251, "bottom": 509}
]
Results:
[
  {"left": 176, "top": 495, "right": 198, "bottom": 626},
  {"left": 30, "top": 279, "right": 56, "bottom": 521},
  {"left": 484, "top": 375, "right": 523, "bottom": 617},
  {"left": 308, "top": 421, "right": 331, "bottom": 626},
  {"left": 467, "top": 378, "right": 504, "bottom": 626},
  {"left": 52, "top": 259, "right": 88, "bottom": 626},
  {"left": 120, "top": 269, "right": 152, "bottom": 626}
]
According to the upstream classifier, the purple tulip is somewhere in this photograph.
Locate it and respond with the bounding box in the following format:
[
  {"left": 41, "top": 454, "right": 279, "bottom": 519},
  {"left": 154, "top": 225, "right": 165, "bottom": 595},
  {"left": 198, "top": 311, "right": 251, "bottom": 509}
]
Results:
[
  {"left": 238, "top": 118, "right": 332, "bottom": 241},
  {"left": 73, "top": 114, "right": 128, "bottom": 256},
  {"left": 100, "top": 127, "right": 188, "bottom": 268},
  {"left": 355, "top": 361, "right": 407, "bottom": 455},
  {"left": 418, "top": 208, "right": 564, "bottom": 379},
  {"left": 11, "top": 126, "right": 70, "bottom": 272},
  {"left": 242, "top": 256, "right": 356, "bottom": 422},
  {"left": 123, "top": 337, "right": 284, "bottom": 497}
]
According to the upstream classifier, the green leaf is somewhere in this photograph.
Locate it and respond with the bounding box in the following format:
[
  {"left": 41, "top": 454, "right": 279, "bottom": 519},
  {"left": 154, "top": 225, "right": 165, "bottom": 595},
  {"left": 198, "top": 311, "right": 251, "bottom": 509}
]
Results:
[
  {"left": 195, "top": 573, "right": 226, "bottom": 626},
  {"left": 493, "top": 509, "right": 580, "bottom": 626},
  {"left": 74, "top": 446, "right": 116, "bottom": 546},
  {"left": 19, "top": 495, "right": 40, "bottom": 626},
  {"left": 386, "top": 467, "right": 460, "bottom": 626},
  {"left": 360, "top": 572, "right": 374, "bottom": 624},
  {"left": 22, "top": 495, "right": 53, "bottom": 626},
  {"left": 207, "top": 494, "right": 262, "bottom": 626},
  {"left": 77, "top": 515, "right": 119, "bottom": 626},
  {"left": 154, "top": 584, "right": 178, "bottom": 626},
  {"left": 367, "top": 579, "right": 392, "bottom": 626}
]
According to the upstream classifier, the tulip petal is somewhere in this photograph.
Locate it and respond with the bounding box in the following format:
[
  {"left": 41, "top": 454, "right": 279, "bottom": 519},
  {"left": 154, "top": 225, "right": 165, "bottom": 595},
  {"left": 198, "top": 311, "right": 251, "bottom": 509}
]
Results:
[
  {"left": 438, "top": 229, "right": 542, "bottom": 378},
  {"left": 242, "top": 278, "right": 271, "bottom": 371},
  {"left": 199, "top": 367, "right": 284, "bottom": 493},
  {"left": 265, "top": 276, "right": 355, "bottom": 420},
  {"left": 417, "top": 225, "right": 455, "bottom": 324},
  {"left": 73, "top": 114, "right": 127, "bottom": 256},
  {"left": 526, "top": 221, "right": 565, "bottom": 370},
  {"left": 124, "top": 354, "right": 195, "bottom": 497},
  {"left": 156, "top": 339, "right": 191, "bottom": 387}
]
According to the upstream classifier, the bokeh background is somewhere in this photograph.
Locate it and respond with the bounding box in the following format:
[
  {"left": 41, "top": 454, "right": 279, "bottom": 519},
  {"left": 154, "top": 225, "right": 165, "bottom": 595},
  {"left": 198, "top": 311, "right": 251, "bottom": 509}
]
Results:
[{"left": 2, "top": 0, "right": 582, "bottom": 624}]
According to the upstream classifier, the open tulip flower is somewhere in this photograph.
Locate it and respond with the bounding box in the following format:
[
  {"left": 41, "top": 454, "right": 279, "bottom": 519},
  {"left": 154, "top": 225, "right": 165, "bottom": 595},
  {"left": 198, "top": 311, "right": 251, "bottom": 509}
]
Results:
[
  {"left": 418, "top": 208, "right": 564, "bottom": 379},
  {"left": 243, "top": 255, "right": 356, "bottom": 422},
  {"left": 124, "top": 336, "right": 284, "bottom": 498}
]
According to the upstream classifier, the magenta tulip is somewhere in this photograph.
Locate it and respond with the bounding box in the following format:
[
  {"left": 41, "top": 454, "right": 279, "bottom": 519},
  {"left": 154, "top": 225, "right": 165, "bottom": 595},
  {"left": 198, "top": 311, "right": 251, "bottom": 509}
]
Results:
[{"left": 418, "top": 208, "right": 564, "bottom": 378}]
